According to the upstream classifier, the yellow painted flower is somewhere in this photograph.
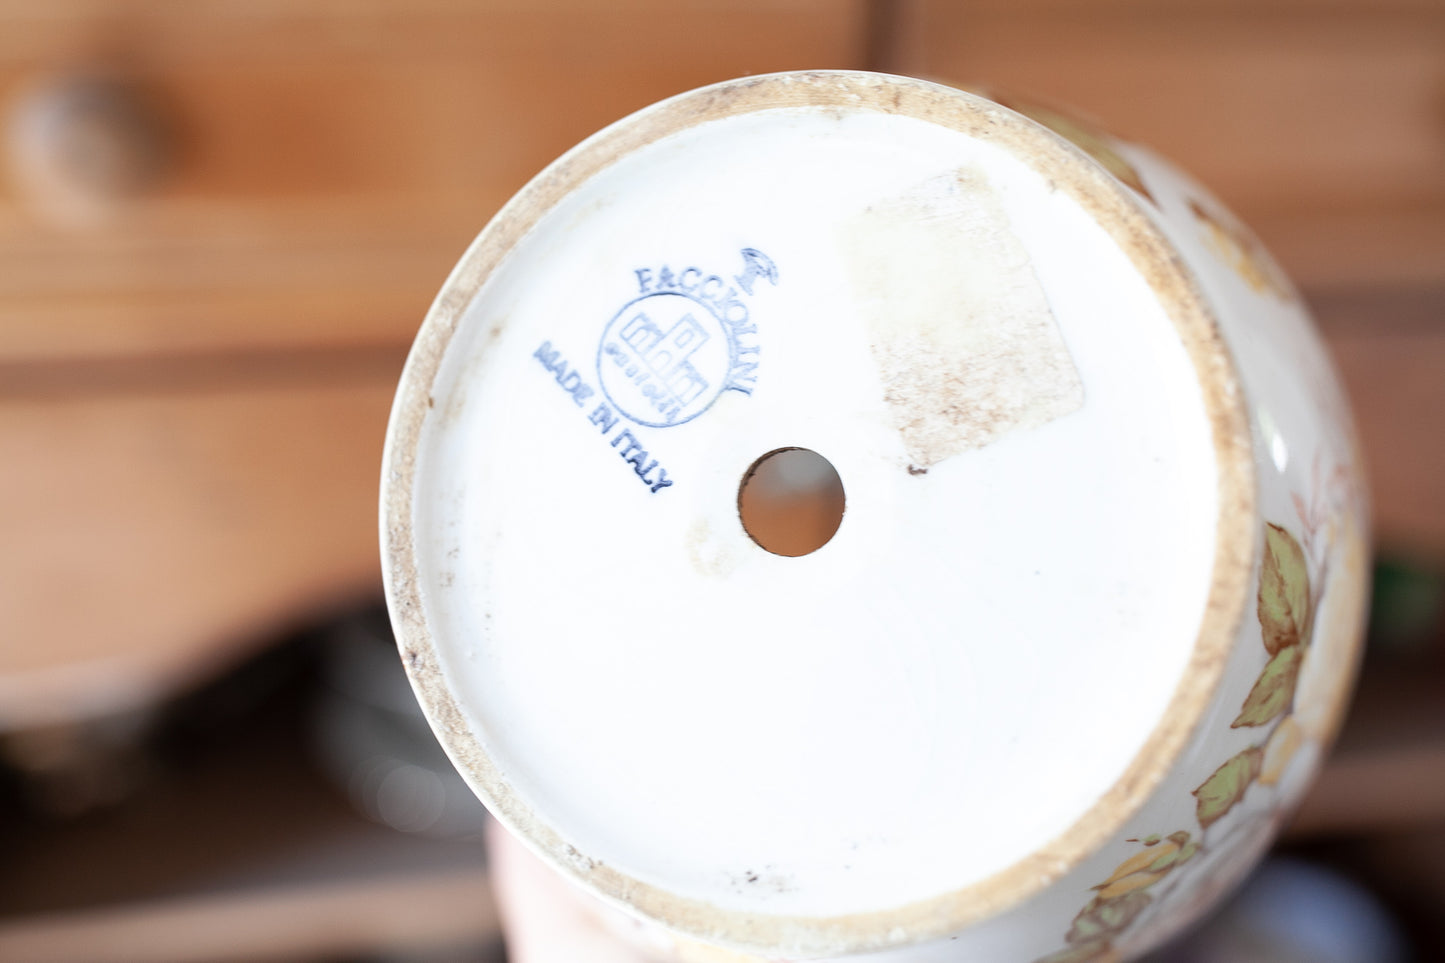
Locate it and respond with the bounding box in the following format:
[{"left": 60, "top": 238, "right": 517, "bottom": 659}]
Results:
[{"left": 1189, "top": 199, "right": 1292, "bottom": 299}]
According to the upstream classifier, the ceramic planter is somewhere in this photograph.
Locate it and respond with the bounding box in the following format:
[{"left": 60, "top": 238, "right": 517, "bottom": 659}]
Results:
[{"left": 381, "top": 71, "right": 1369, "bottom": 962}]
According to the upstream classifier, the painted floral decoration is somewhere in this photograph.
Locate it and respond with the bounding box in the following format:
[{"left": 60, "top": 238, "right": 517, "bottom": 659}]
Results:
[{"left": 1035, "top": 462, "right": 1364, "bottom": 963}]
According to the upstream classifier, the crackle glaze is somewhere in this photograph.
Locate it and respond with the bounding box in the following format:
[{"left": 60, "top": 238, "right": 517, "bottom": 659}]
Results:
[{"left": 380, "top": 72, "right": 1368, "bottom": 962}]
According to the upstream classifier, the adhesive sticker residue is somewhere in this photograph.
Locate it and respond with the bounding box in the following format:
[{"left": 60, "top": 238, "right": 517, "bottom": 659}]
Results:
[{"left": 842, "top": 169, "right": 1084, "bottom": 471}]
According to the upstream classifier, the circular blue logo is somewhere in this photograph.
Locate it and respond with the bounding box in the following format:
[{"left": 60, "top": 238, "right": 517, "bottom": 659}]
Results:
[{"left": 597, "top": 292, "right": 733, "bottom": 428}]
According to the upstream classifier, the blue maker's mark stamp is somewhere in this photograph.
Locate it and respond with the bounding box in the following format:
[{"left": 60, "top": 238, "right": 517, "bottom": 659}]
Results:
[
  {"left": 533, "top": 340, "right": 672, "bottom": 493},
  {"left": 598, "top": 249, "right": 777, "bottom": 428},
  {"left": 599, "top": 293, "right": 726, "bottom": 427}
]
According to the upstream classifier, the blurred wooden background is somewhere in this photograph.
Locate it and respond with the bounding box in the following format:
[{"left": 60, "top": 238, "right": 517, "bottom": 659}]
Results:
[
  {"left": 2, "top": 0, "right": 1440, "bottom": 726},
  {"left": 0, "top": 2, "right": 1441, "bottom": 957}
]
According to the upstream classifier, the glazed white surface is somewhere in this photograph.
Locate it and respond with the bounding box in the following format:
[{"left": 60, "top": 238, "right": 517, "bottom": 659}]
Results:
[{"left": 408, "top": 107, "right": 1219, "bottom": 918}]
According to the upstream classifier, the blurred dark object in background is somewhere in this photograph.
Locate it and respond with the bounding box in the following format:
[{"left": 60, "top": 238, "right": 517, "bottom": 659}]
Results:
[
  {"left": 9, "top": 70, "right": 176, "bottom": 222},
  {"left": 0, "top": 610, "right": 499, "bottom": 962},
  {"left": 314, "top": 607, "right": 489, "bottom": 841},
  {"left": 1368, "top": 561, "right": 1445, "bottom": 664},
  {"left": 1145, "top": 857, "right": 1410, "bottom": 963}
]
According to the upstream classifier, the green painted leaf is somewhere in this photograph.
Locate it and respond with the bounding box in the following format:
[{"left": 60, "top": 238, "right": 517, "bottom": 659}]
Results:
[
  {"left": 1037, "top": 939, "right": 1116, "bottom": 963},
  {"left": 1066, "top": 891, "right": 1151, "bottom": 944},
  {"left": 1259, "top": 523, "right": 1310, "bottom": 654},
  {"left": 1194, "top": 747, "right": 1264, "bottom": 829},
  {"left": 1231, "top": 645, "right": 1304, "bottom": 728}
]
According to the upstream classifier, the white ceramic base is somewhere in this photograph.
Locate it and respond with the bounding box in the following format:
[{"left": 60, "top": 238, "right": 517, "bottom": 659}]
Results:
[{"left": 385, "top": 74, "right": 1245, "bottom": 956}]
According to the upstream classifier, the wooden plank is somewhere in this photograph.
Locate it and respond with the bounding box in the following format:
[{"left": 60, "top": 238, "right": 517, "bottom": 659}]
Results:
[
  {"left": 1321, "top": 320, "right": 1445, "bottom": 557},
  {"left": 0, "top": 0, "right": 862, "bottom": 64},
  {"left": 0, "top": 0, "right": 866, "bottom": 363},
  {"left": 1311, "top": 284, "right": 1445, "bottom": 556},
  {"left": 901, "top": 2, "right": 1445, "bottom": 288},
  {"left": 0, "top": 373, "right": 401, "bottom": 727},
  {"left": 0, "top": 871, "right": 499, "bottom": 963},
  {"left": 910, "top": 0, "right": 1444, "bottom": 14},
  {"left": 1257, "top": 206, "right": 1445, "bottom": 292},
  {"left": 0, "top": 229, "right": 463, "bottom": 361}
]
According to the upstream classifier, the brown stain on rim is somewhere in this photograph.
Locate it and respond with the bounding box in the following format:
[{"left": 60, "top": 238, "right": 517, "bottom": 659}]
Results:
[{"left": 380, "top": 71, "right": 1257, "bottom": 957}]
